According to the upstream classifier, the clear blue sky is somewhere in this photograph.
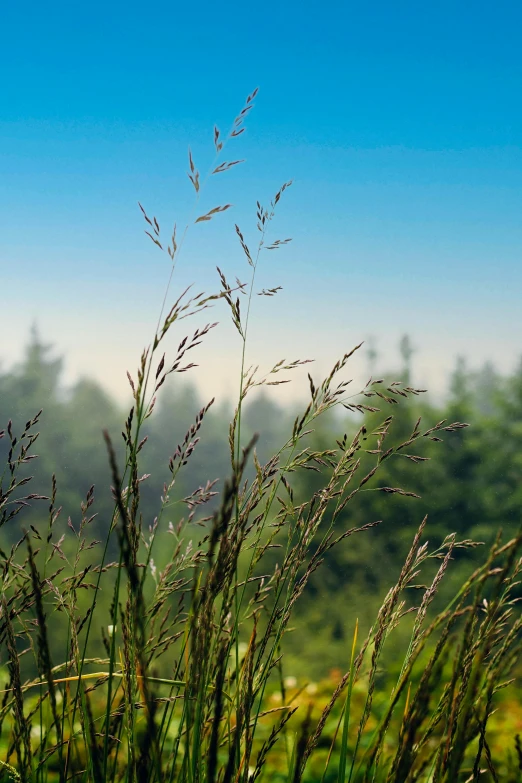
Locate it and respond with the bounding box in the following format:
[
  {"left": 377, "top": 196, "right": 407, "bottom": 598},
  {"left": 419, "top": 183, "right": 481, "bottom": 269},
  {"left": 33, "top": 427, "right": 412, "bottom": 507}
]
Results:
[{"left": 2, "top": 0, "right": 522, "bottom": 403}]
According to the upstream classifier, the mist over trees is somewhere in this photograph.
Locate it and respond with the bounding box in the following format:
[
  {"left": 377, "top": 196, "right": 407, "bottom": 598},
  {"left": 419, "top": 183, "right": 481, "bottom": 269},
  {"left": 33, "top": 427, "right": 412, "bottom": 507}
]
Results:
[{"left": 1, "top": 328, "right": 521, "bottom": 672}]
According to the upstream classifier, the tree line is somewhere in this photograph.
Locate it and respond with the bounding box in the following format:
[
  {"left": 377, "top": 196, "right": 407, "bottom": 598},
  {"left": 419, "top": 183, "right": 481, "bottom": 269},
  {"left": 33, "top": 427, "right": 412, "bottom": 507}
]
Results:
[{"left": 1, "top": 328, "right": 521, "bottom": 673}]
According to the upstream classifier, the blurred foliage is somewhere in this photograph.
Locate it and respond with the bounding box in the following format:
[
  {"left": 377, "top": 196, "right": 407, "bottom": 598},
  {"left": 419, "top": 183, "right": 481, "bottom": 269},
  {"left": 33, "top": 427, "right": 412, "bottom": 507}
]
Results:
[{"left": 1, "top": 328, "right": 521, "bottom": 677}]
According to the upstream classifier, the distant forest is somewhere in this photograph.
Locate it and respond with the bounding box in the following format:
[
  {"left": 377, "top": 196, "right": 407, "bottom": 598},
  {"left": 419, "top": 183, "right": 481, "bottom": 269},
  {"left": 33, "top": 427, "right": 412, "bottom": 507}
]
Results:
[{"left": 2, "top": 328, "right": 521, "bottom": 673}]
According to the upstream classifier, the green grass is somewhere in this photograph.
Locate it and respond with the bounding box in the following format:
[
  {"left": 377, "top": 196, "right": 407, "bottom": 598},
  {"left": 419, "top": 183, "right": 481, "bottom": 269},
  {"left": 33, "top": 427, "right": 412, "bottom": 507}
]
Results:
[{"left": 1, "top": 90, "right": 522, "bottom": 783}]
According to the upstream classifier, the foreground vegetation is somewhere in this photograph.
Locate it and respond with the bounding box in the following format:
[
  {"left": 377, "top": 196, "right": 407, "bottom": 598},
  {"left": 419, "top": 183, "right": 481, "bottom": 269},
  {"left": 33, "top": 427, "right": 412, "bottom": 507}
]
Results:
[{"left": 1, "top": 92, "right": 522, "bottom": 782}]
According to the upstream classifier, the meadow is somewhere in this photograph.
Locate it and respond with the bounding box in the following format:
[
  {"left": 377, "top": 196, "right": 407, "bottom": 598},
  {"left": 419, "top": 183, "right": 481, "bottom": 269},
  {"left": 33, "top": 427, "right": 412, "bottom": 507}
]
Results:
[{"left": 1, "top": 91, "right": 522, "bottom": 782}]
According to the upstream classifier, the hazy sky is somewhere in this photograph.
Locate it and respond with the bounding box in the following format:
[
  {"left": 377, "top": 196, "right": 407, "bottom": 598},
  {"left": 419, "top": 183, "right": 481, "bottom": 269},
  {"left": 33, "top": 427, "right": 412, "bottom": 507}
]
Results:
[{"left": 2, "top": 1, "right": 522, "bottom": 406}]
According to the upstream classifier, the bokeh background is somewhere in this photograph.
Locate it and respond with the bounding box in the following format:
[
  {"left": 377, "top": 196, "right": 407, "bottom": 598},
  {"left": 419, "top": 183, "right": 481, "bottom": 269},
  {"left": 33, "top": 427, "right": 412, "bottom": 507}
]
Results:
[{"left": 2, "top": 0, "right": 522, "bottom": 675}]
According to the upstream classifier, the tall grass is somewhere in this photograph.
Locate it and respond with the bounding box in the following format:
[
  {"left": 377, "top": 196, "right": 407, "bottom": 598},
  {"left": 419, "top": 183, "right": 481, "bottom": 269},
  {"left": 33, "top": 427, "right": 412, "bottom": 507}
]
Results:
[{"left": 1, "top": 91, "right": 521, "bottom": 783}]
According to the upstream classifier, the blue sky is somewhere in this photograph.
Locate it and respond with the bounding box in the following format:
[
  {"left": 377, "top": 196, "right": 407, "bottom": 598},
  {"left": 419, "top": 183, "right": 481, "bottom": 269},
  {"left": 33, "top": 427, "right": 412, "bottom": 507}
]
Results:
[{"left": 2, "top": 0, "right": 522, "bottom": 404}]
